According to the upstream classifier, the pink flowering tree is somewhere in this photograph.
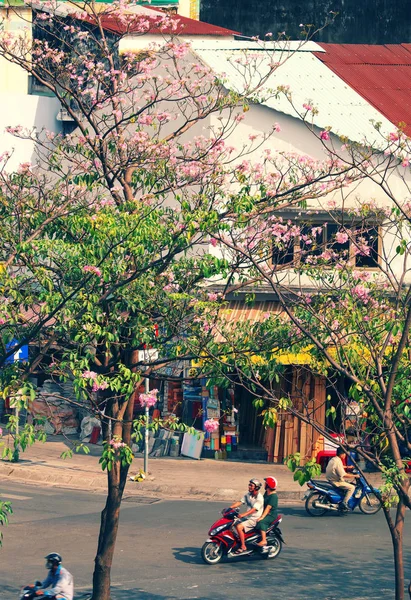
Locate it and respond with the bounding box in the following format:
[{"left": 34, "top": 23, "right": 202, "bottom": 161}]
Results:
[
  {"left": 0, "top": 1, "right": 344, "bottom": 595},
  {"left": 184, "top": 125, "right": 411, "bottom": 599}
]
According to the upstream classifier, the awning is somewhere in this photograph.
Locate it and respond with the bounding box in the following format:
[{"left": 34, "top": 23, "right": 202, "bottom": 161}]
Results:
[
  {"left": 215, "top": 300, "right": 284, "bottom": 343},
  {"left": 215, "top": 301, "right": 311, "bottom": 365}
]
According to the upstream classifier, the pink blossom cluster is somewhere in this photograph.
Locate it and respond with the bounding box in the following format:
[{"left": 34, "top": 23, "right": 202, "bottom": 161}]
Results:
[
  {"left": 5, "top": 125, "right": 24, "bottom": 136},
  {"left": 82, "top": 370, "right": 98, "bottom": 380},
  {"left": 109, "top": 438, "right": 126, "bottom": 450},
  {"left": 351, "top": 284, "right": 370, "bottom": 304},
  {"left": 353, "top": 240, "right": 371, "bottom": 257},
  {"left": 139, "top": 389, "right": 159, "bottom": 408},
  {"left": 335, "top": 231, "right": 349, "bottom": 244},
  {"left": 17, "top": 162, "right": 32, "bottom": 175},
  {"left": 204, "top": 419, "right": 219, "bottom": 433},
  {"left": 330, "top": 319, "right": 340, "bottom": 331},
  {"left": 352, "top": 270, "right": 372, "bottom": 281},
  {"left": 92, "top": 381, "right": 109, "bottom": 392},
  {"left": 319, "top": 249, "right": 338, "bottom": 261},
  {"left": 163, "top": 283, "right": 179, "bottom": 292},
  {"left": 83, "top": 265, "right": 102, "bottom": 277}
]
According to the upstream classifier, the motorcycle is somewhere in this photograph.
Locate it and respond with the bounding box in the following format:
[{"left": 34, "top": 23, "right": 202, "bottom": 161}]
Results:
[
  {"left": 19, "top": 582, "right": 44, "bottom": 600},
  {"left": 201, "top": 506, "right": 284, "bottom": 565},
  {"left": 303, "top": 471, "right": 381, "bottom": 516}
]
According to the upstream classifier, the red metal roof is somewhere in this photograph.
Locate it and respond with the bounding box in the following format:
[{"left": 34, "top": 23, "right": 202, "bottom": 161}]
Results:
[
  {"left": 77, "top": 8, "right": 239, "bottom": 37},
  {"left": 314, "top": 44, "right": 411, "bottom": 135}
]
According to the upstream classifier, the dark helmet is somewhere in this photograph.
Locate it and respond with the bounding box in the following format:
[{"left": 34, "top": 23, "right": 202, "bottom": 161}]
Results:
[
  {"left": 249, "top": 478, "right": 262, "bottom": 490},
  {"left": 45, "top": 552, "right": 62, "bottom": 566}
]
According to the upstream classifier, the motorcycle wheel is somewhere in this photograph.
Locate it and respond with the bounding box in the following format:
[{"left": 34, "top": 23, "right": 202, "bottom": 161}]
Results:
[
  {"left": 359, "top": 493, "right": 382, "bottom": 515},
  {"left": 305, "top": 492, "right": 328, "bottom": 516},
  {"left": 201, "top": 541, "right": 224, "bottom": 565},
  {"left": 264, "top": 535, "right": 282, "bottom": 560}
]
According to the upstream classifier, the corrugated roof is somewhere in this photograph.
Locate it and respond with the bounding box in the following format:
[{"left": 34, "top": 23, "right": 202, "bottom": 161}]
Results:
[
  {"left": 315, "top": 44, "right": 411, "bottom": 136},
  {"left": 78, "top": 5, "right": 239, "bottom": 36},
  {"left": 193, "top": 41, "right": 396, "bottom": 144},
  {"left": 34, "top": 2, "right": 239, "bottom": 36}
]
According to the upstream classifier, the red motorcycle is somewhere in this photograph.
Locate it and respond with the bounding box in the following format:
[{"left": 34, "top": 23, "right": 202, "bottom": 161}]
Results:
[{"left": 201, "top": 507, "right": 284, "bottom": 565}]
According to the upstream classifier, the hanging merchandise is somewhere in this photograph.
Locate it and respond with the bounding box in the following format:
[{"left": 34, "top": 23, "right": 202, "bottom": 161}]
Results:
[
  {"left": 223, "top": 387, "right": 239, "bottom": 454},
  {"left": 200, "top": 381, "right": 221, "bottom": 457}
]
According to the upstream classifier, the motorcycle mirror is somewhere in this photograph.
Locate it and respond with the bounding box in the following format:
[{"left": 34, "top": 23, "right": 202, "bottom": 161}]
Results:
[{"left": 35, "top": 581, "right": 42, "bottom": 587}]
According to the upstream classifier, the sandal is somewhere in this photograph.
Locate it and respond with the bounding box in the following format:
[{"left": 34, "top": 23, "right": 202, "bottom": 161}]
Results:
[{"left": 234, "top": 548, "right": 247, "bottom": 554}]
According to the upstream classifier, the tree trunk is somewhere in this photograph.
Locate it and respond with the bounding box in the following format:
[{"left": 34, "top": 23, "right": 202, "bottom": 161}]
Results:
[
  {"left": 91, "top": 390, "right": 135, "bottom": 600},
  {"left": 91, "top": 466, "right": 124, "bottom": 600},
  {"left": 390, "top": 503, "right": 406, "bottom": 600}
]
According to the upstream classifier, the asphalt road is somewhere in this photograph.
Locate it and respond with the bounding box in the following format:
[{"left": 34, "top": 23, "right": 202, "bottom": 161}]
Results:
[{"left": 1, "top": 481, "right": 410, "bottom": 600}]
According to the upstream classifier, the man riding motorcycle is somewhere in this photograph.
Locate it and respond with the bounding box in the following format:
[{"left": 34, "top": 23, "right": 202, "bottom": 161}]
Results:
[
  {"left": 230, "top": 478, "right": 264, "bottom": 554},
  {"left": 26, "top": 553, "right": 73, "bottom": 600},
  {"left": 326, "top": 447, "right": 359, "bottom": 510}
]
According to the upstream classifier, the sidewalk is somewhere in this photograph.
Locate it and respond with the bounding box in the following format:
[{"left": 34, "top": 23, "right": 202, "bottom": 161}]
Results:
[{"left": 0, "top": 435, "right": 383, "bottom": 502}]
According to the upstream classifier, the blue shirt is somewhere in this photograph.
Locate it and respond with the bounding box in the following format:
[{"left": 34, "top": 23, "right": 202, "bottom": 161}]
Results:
[{"left": 41, "top": 565, "right": 74, "bottom": 600}]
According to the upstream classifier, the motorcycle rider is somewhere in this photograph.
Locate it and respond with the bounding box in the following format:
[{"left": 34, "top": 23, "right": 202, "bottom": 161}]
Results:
[
  {"left": 326, "top": 447, "right": 359, "bottom": 510},
  {"left": 256, "top": 476, "right": 278, "bottom": 547},
  {"left": 26, "top": 553, "right": 73, "bottom": 599},
  {"left": 230, "top": 478, "right": 264, "bottom": 554}
]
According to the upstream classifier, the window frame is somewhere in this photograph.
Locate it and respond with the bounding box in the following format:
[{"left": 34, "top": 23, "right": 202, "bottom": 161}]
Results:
[{"left": 271, "top": 216, "right": 381, "bottom": 270}]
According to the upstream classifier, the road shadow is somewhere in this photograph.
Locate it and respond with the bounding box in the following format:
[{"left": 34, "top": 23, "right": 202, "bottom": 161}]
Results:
[
  {"left": 79, "top": 589, "right": 236, "bottom": 600},
  {"left": 172, "top": 545, "right": 271, "bottom": 567},
  {"left": 172, "top": 546, "right": 200, "bottom": 565},
  {"left": 4, "top": 584, "right": 20, "bottom": 597},
  {"left": 169, "top": 542, "right": 411, "bottom": 600},
  {"left": 280, "top": 504, "right": 376, "bottom": 519}
]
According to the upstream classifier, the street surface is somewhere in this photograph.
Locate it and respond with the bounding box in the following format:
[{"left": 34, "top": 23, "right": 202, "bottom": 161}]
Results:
[{"left": 1, "top": 481, "right": 409, "bottom": 600}]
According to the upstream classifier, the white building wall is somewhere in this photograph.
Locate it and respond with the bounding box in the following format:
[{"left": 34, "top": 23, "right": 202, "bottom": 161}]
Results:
[
  {"left": 207, "top": 103, "right": 411, "bottom": 284},
  {"left": 0, "top": 93, "right": 62, "bottom": 170}
]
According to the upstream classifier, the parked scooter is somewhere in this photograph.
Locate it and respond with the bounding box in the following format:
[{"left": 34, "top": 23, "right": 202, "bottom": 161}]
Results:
[
  {"left": 303, "top": 471, "right": 381, "bottom": 516},
  {"left": 201, "top": 507, "right": 284, "bottom": 565}
]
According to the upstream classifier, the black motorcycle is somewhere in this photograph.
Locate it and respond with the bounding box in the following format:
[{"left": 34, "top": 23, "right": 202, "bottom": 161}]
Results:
[{"left": 19, "top": 582, "right": 44, "bottom": 600}]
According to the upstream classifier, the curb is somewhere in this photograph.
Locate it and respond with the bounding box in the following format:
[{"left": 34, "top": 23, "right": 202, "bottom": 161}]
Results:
[{"left": 0, "top": 464, "right": 305, "bottom": 502}]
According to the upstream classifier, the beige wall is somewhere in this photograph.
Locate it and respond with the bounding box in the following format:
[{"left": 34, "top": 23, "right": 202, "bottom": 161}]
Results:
[
  {"left": 178, "top": 0, "right": 195, "bottom": 18},
  {"left": 0, "top": 6, "right": 31, "bottom": 93}
]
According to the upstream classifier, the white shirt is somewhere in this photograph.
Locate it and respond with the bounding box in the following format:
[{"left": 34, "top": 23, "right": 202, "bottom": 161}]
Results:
[{"left": 240, "top": 492, "right": 264, "bottom": 518}]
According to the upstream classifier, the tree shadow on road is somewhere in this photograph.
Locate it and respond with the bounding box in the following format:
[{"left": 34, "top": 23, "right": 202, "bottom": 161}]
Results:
[
  {"left": 169, "top": 542, "right": 411, "bottom": 600},
  {"left": 90, "top": 589, "right": 235, "bottom": 600}
]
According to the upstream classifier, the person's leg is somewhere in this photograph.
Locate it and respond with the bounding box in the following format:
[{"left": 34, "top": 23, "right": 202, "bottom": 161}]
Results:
[
  {"left": 333, "top": 481, "right": 355, "bottom": 505},
  {"left": 342, "top": 482, "right": 355, "bottom": 504},
  {"left": 256, "top": 520, "right": 268, "bottom": 546},
  {"left": 236, "top": 523, "right": 247, "bottom": 550},
  {"left": 257, "top": 531, "right": 267, "bottom": 546}
]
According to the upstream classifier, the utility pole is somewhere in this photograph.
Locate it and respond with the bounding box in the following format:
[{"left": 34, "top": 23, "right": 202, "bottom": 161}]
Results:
[{"left": 144, "top": 375, "right": 149, "bottom": 474}]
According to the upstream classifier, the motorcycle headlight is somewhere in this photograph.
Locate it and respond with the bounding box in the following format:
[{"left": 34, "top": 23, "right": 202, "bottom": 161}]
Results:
[{"left": 210, "top": 524, "right": 227, "bottom": 536}]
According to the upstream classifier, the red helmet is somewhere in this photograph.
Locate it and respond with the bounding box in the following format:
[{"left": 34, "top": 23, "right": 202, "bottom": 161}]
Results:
[{"left": 264, "top": 476, "right": 277, "bottom": 490}]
